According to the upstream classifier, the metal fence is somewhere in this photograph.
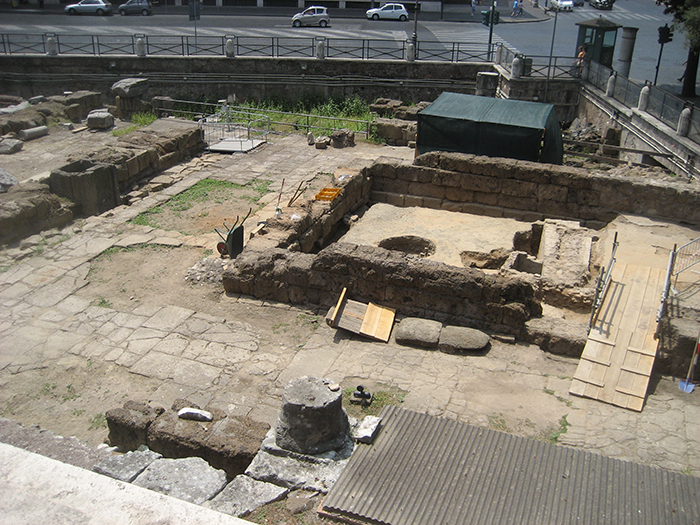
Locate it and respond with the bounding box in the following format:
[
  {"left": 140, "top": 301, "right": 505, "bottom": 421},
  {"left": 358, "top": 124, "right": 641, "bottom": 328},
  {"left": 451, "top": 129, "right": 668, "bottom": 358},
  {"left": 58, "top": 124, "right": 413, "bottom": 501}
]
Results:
[
  {"left": 0, "top": 32, "right": 501, "bottom": 63},
  {"left": 159, "top": 99, "right": 373, "bottom": 138}
]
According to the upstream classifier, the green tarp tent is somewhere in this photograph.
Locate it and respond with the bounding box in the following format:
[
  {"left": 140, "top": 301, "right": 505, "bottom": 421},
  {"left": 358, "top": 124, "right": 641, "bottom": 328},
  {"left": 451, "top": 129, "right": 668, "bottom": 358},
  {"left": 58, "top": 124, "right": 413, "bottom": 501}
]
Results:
[{"left": 417, "top": 92, "right": 563, "bottom": 165}]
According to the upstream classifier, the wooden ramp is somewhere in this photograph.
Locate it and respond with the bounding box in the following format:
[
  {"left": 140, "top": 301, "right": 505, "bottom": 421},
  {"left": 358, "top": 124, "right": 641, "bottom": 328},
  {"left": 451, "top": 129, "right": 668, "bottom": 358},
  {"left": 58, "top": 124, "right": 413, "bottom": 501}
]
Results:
[{"left": 570, "top": 264, "right": 664, "bottom": 412}]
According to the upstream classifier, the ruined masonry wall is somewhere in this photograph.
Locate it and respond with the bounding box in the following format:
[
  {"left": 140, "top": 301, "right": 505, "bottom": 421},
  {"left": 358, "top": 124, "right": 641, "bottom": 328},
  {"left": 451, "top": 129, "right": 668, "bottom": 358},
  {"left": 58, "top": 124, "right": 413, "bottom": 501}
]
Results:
[{"left": 370, "top": 152, "right": 700, "bottom": 227}]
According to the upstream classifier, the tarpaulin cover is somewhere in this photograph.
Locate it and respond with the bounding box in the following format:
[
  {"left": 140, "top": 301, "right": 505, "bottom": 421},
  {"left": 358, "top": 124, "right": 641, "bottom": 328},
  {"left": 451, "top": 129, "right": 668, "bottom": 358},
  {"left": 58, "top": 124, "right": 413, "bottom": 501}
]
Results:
[{"left": 417, "top": 92, "right": 563, "bottom": 164}]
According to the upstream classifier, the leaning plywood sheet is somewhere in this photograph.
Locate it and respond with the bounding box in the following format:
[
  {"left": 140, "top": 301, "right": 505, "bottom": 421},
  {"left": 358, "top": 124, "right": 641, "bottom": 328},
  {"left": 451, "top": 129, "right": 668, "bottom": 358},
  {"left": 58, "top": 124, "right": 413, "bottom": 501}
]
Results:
[
  {"left": 570, "top": 264, "right": 663, "bottom": 411},
  {"left": 326, "top": 288, "right": 396, "bottom": 342}
]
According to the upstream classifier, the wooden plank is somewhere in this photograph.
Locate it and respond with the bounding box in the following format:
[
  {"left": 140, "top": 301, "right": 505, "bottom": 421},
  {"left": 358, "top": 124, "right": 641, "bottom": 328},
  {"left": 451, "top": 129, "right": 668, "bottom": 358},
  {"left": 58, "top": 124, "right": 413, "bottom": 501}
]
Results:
[
  {"left": 360, "top": 302, "right": 396, "bottom": 343},
  {"left": 329, "top": 287, "right": 347, "bottom": 327}
]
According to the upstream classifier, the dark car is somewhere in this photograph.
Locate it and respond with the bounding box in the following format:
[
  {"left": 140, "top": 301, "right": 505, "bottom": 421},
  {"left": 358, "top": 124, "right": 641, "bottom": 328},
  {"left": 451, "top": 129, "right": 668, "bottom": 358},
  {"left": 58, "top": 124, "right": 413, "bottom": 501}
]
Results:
[
  {"left": 118, "top": 0, "right": 151, "bottom": 15},
  {"left": 573, "top": 0, "right": 584, "bottom": 6},
  {"left": 590, "top": 0, "right": 613, "bottom": 9}
]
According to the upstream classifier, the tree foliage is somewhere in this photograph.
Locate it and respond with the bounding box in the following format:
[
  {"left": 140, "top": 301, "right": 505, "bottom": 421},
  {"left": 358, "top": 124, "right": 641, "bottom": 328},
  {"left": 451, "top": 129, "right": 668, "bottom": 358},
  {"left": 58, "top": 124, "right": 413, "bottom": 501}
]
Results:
[{"left": 656, "top": 0, "right": 700, "bottom": 95}]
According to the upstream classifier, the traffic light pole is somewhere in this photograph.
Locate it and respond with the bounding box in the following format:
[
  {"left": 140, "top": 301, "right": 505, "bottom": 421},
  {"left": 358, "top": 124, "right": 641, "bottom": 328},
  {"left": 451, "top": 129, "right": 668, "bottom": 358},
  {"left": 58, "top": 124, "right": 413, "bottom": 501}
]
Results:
[{"left": 654, "top": 43, "right": 664, "bottom": 86}]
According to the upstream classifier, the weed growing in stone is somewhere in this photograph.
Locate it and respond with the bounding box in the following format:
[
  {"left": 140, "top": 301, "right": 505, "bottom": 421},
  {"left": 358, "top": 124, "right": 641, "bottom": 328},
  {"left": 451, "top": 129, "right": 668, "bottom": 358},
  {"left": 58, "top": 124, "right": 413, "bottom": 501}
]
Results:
[
  {"left": 488, "top": 414, "right": 508, "bottom": 432},
  {"left": 62, "top": 384, "right": 81, "bottom": 403},
  {"left": 88, "top": 412, "right": 107, "bottom": 430},
  {"left": 95, "top": 296, "right": 112, "bottom": 308},
  {"left": 546, "top": 414, "right": 570, "bottom": 443}
]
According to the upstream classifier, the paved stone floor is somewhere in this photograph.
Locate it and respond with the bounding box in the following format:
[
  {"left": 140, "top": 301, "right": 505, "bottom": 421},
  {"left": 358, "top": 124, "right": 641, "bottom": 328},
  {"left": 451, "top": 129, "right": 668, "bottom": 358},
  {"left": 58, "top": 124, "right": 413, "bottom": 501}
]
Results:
[{"left": 2, "top": 134, "right": 700, "bottom": 480}]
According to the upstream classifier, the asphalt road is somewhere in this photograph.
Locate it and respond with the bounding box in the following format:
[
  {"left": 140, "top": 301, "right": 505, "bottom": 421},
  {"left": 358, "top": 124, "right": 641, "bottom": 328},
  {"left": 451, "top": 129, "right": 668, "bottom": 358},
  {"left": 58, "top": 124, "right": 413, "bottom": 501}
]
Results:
[{"left": 0, "top": 0, "right": 685, "bottom": 89}]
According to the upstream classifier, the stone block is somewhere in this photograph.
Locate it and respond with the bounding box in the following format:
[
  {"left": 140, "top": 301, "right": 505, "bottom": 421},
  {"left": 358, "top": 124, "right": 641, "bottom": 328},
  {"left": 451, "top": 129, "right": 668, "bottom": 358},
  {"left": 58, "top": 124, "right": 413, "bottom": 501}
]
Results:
[
  {"left": 112, "top": 78, "right": 149, "bottom": 98},
  {"left": 0, "top": 167, "right": 19, "bottom": 192},
  {"left": 350, "top": 415, "right": 382, "bottom": 444},
  {"left": 395, "top": 317, "right": 442, "bottom": 349},
  {"left": 50, "top": 159, "right": 120, "bottom": 217},
  {"left": 86, "top": 110, "right": 114, "bottom": 129},
  {"left": 438, "top": 325, "right": 490, "bottom": 354},
  {"left": 133, "top": 457, "right": 227, "bottom": 505},
  {"left": 106, "top": 400, "right": 164, "bottom": 452},
  {"left": 206, "top": 475, "right": 289, "bottom": 518},
  {"left": 0, "top": 138, "right": 23, "bottom": 155},
  {"left": 245, "top": 449, "right": 349, "bottom": 493},
  {"left": 93, "top": 447, "right": 162, "bottom": 482}
]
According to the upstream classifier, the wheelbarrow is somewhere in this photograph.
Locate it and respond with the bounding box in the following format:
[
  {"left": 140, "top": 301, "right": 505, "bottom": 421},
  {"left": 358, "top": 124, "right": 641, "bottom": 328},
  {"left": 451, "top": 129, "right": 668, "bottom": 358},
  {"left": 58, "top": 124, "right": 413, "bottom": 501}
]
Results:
[{"left": 215, "top": 208, "right": 251, "bottom": 259}]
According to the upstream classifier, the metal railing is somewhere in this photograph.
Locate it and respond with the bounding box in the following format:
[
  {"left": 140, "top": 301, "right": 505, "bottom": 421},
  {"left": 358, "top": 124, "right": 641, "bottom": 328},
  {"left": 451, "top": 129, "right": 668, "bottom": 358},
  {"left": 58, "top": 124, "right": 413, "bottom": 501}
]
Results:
[
  {"left": 158, "top": 99, "right": 373, "bottom": 138},
  {"left": 656, "top": 236, "right": 700, "bottom": 324},
  {"left": 199, "top": 107, "right": 270, "bottom": 145},
  {"left": 0, "top": 32, "right": 500, "bottom": 63},
  {"left": 589, "top": 232, "right": 619, "bottom": 332}
]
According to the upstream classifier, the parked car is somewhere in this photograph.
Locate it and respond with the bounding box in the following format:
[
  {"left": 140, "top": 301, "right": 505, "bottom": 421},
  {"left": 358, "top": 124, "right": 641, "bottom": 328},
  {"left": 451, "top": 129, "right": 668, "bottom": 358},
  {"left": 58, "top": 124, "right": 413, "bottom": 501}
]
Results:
[
  {"left": 550, "top": 0, "right": 573, "bottom": 10},
  {"left": 65, "top": 0, "right": 113, "bottom": 14},
  {"left": 573, "top": 0, "right": 584, "bottom": 6},
  {"left": 590, "top": 0, "right": 613, "bottom": 9},
  {"left": 118, "top": 0, "right": 151, "bottom": 15},
  {"left": 292, "top": 6, "right": 330, "bottom": 27},
  {"left": 366, "top": 3, "right": 409, "bottom": 21}
]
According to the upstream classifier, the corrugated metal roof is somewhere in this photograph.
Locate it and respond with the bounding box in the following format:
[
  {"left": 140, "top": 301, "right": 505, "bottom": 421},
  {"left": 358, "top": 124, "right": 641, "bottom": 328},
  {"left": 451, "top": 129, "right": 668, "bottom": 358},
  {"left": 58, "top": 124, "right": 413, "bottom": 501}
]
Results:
[{"left": 322, "top": 406, "right": 700, "bottom": 525}]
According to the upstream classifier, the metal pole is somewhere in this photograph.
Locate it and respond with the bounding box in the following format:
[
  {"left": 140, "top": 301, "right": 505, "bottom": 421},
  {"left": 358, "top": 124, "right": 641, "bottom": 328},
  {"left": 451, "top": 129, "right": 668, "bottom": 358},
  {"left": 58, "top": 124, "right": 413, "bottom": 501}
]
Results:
[
  {"left": 412, "top": 2, "right": 420, "bottom": 49},
  {"left": 544, "top": 9, "right": 558, "bottom": 103},
  {"left": 654, "top": 42, "right": 664, "bottom": 86},
  {"left": 487, "top": 0, "right": 496, "bottom": 62}
]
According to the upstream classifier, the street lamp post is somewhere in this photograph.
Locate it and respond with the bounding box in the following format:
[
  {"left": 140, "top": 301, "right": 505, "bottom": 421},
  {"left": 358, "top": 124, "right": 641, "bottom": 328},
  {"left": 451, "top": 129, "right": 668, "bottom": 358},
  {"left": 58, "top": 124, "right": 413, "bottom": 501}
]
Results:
[{"left": 412, "top": 2, "right": 420, "bottom": 50}]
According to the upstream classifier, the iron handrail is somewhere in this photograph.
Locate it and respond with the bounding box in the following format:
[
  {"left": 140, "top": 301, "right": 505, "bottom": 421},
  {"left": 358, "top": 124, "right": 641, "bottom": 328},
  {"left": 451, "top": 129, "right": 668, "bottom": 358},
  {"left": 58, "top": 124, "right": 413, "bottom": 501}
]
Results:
[{"left": 588, "top": 232, "right": 619, "bottom": 332}]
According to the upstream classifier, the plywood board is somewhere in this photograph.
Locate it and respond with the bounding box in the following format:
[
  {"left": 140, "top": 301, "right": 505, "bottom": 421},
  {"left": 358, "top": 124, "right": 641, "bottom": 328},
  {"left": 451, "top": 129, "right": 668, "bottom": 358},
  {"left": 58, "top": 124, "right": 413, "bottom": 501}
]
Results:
[
  {"left": 360, "top": 303, "right": 396, "bottom": 343},
  {"left": 570, "top": 265, "right": 663, "bottom": 412},
  {"left": 325, "top": 290, "right": 395, "bottom": 342}
]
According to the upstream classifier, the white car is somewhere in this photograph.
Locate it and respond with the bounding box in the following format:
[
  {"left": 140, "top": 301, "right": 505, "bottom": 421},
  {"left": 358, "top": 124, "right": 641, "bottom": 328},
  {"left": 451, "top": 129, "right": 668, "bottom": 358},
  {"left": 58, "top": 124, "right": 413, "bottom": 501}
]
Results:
[
  {"left": 366, "top": 3, "right": 409, "bottom": 21},
  {"left": 292, "top": 6, "right": 330, "bottom": 27},
  {"left": 550, "top": 0, "right": 574, "bottom": 10}
]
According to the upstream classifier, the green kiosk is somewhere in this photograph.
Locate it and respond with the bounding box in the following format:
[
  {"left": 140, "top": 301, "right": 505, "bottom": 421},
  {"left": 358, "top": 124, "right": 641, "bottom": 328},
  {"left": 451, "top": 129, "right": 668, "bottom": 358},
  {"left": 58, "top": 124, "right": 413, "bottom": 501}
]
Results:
[{"left": 575, "top": 16, "right": 622, "bottom": 68}]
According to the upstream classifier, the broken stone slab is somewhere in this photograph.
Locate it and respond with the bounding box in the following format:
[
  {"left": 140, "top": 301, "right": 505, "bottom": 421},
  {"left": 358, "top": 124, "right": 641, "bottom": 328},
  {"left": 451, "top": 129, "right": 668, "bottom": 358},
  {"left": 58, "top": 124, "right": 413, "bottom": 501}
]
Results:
[
  {"left": 0, "top": 138, "right": 23, "bottom": 155},
  {"left": 245, "top": 449, "right": 349, "bottom": 493},
  {"left": 178, "top": 407, "right": 213, "bottom": 422},
  {"left": 28, "top": 95, "right": 47, "bottom": 105},
  {"left": 314, "top": 136, "right": 330, "bottom": 149},
  {"left": 92, "top": 447, "right": 162, "bottom": 482},
  {"left": 105, "top": 400, "right": 165, "bottom": 452},
  {"left": 395, "top": 317, "right": 442, "bottom": 349},
  {"left": 351, "top": 416, "right": 382, "bottom": 444},
  {"left": 205, "top": 475, "right": 289, "bottom": 518},
  {"left": 111, "top": 78, "right": 149, "bottom": 98},
  {"left": 261, "top": 427, "right": 354, "bottom": 462},
  {"left": 132, "top": 456, "right": 227, "bottom": 505},
  {"left": 17, "top": 125, "right": 48, "bottom": 141},
  {"left": 86, "top": 110, "right": 115, "bottom": 129},
  {"left": 0, "top": 167, "right": 19, "bottom": 192},
  {"left": 438, "top": 326, "right": 490, "bottom": 354}
]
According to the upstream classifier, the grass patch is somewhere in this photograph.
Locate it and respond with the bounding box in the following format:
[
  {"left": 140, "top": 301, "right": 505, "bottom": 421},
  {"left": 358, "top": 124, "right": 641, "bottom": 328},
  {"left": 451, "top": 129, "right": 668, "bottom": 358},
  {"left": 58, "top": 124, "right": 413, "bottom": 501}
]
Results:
[
  {"left": 112, "top": 112, "right": 158, "bottom": 137},
  {"left": 62, "top": 384, "right": 81, "bottom": 403},
  {"left": 342, "top": 384, "right": 406, "bottom": 419},
  {"left": 131, "top": 206, "right": 164, "bottom": 228}
]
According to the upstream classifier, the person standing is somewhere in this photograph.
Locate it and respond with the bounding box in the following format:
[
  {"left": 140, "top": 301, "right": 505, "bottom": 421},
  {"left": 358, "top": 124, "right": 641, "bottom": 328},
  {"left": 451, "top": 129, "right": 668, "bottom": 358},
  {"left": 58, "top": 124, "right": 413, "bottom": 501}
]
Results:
[
  {"left": 472, "top": 0, "right": 476, "bottom": 16},
  {"left": 511, "top": 0, "right": 518, "bottom": 16}
]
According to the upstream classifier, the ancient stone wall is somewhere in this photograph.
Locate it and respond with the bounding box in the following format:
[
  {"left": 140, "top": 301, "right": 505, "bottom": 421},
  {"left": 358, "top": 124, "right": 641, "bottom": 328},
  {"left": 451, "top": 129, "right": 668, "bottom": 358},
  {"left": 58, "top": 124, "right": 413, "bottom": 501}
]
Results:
[{"left": 370, "top": 152, "right": 700, "bottom": 227}]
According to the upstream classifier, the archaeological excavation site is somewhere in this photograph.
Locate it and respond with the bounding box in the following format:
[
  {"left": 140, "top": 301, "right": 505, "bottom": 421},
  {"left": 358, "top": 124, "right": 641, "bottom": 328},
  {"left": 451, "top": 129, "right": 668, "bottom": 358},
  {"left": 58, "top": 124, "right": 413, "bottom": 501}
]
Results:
[{"left": 3, "top": 74, "right": 700, "bottom": 523}]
